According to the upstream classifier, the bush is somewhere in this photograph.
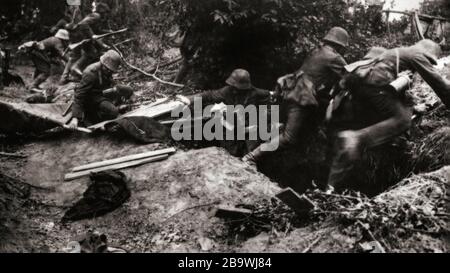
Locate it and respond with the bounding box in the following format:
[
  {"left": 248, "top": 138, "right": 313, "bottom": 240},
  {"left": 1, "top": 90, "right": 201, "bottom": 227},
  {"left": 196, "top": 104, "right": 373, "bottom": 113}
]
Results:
[{"left": 176, "top": 0, "right": 414, "bottom": 89}]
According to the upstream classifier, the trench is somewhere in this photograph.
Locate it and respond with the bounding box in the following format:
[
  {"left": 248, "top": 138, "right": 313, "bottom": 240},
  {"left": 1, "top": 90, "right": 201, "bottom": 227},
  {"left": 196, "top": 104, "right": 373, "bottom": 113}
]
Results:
[{"left": 170, "top": 120, "right": 416, "bottom": 198}]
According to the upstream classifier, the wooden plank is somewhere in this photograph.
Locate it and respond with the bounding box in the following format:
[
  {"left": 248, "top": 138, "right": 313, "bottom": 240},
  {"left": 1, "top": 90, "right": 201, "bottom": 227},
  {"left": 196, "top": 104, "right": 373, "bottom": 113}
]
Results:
[
  {"left": 65, "top": 154, "right": 169, "bottom": 181},
  {"left": 71, "top": 147, "right": 176, "bottom": 172},
  {"left": 214, "top": 206, "right": 253, "bottom": 220},
  {"left": 414, "top": 12, "right": 425, "bottom": 40},
  {"left": 0, "top": 152, "right": 27, "bottom": 158},
  {"left": 88, "top": 98, "right": 177, "bottom": 130},
  {"left": 62, "top": 124, "right": 93, "bottom": 134},
  {"left": 276, "top": 188, "right": 316, "bottom": 217},
  {"left": 383, "top": 10, "right": 450, "bottom": 22}
]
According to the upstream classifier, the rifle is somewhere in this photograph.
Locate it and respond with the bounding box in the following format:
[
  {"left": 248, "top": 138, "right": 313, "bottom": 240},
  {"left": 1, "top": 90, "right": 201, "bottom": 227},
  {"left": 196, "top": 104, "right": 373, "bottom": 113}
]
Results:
[{"left": 68, "top": 28, "right": 128, "bottom": 51}]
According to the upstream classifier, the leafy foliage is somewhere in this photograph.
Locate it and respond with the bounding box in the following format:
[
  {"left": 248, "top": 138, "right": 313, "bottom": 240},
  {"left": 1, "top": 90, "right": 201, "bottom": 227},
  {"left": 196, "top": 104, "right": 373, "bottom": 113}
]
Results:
[
  {"left": 177, "top": 0, "right": 411, "bottom": 89},
  {"left": 420, "top": 0, "right": 450, "bottom": 18}
]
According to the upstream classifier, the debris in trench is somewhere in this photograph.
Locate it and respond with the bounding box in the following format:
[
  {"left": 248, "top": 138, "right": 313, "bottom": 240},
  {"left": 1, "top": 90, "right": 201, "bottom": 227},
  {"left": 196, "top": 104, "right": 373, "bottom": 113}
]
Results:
[
  {"left": 359, "top": 241, "right": 386, "bottom": 253},
  {"left": 276, "top": 188, "right": 316, "bottom": 217},
  {"left": 214, "top": 206, "right": 253, "bottom": 221},
  {"left": 0, "top": 151, "right": 27, "bottom": 158},
  {"left": 62, "top": 171, "right": 131, "bottom": 222},
  {"left": 302, "top": 167, "right": 449, "bottom": 251},
  {"left": 62, "top": 231, "right": 127, "bottom": 253}
]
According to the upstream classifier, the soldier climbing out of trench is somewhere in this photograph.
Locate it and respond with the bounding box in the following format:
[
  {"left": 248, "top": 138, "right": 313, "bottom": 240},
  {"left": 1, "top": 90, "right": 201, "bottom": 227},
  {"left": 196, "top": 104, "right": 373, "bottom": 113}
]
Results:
[
  {"left": 179, "top": 69, "right": 274, "bottom": 156},
  {"left": 182, "top": 69, "right": 272, "bottom": 108},
  {"left": 18, "top": 29, "right": 70, "bottom": 91},
  {"left": 67, "top": 50, "right": 134, "bottom": 129},
  {"left": 49, "top": 4, "right": 83, "bottom": 35},
  {"left": 242, "top": 27, "right": 350, "bottom": 170},
  {"left": 325, "top": 39, "right": 450, "bottom": 194},
  {"left": 60, "top": 2, "right": 112, "bottom": 85}
]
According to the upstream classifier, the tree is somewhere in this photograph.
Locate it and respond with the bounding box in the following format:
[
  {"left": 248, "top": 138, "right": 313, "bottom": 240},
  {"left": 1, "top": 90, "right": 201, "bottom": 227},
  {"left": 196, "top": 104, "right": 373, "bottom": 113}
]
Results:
[
  {"left": 177, "top": 0, "right": 389, "bottom": 89},
  {"left": 420, "top": 0, "right": 450, "bottom": 18}
]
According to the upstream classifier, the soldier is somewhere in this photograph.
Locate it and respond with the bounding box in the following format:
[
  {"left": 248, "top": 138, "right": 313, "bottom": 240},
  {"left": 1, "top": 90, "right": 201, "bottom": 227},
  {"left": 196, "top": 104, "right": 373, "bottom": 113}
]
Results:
[
  {"left": 19, "top": 29, "right": 70, "bottom": 90},
  {"left": 68, "top": 50, "right": 133, "bottom": 129},
  {"left": 179, "top": 69, "right": 273, "bottom": 156},
  {"left": 243, "top": 27, "right": 349, "bottom": 166},
  {"left": 183, "top": 69, "right": 271, "bottom": 107},
  {"left": 326, "top": 39, "right": 450, "bottom": 193},
  {"left": 60, "top": 4, "right": 111, "bottom": 84},
  {"left": 49, "top": 5, "right": 83, "bottom": 35}
]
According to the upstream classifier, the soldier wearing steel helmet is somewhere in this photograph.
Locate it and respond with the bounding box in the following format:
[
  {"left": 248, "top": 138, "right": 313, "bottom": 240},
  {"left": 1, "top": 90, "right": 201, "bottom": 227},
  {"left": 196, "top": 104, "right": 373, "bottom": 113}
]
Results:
[
  {"left": 68, "top": 50, "right": 134, "bottom": 129},
  {"left": 183, "top": 69, "right": 271, "bottom": 107},
  {"left": 18, "top": 29, "right": 70, "bottom": 90},
  {"left": 325, "top": 39, "right": 450, "bottom": 193},
  {"left": 178, "top": 69, "right": 272, "bottom": 157},
  {"left": 243, "top": 27, "right": 349, "bottom": 167},
  {"left": 60, "top": 3, "right": 112, "bottom": 84}
]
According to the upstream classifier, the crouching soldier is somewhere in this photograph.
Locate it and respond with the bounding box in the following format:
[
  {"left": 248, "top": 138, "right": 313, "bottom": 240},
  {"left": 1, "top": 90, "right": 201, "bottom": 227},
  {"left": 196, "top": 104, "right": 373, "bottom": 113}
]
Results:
[
  {"left": 67, "top": 50, "right": 133, "bottom": 129},
  {"left": 184, "top": 69, "right": 271, "bottom": 107},
  {"left": 243, "top": 27, "right": 349, "bottom": 166},
  {"left": 19, "top": 29, "right": 70, "bottom": 91},
  {"left": 179, "top": 69, "right": 272, "bottom": 156},
  {"left": 326, "top": 39, "right": 450, "bottom": 193}
]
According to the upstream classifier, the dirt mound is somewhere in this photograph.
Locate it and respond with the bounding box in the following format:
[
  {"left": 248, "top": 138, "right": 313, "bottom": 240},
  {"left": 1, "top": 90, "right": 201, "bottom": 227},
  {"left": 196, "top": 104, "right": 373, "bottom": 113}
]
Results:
[{"left": 0, "top": 135, "right": 280, "bottom": 252}]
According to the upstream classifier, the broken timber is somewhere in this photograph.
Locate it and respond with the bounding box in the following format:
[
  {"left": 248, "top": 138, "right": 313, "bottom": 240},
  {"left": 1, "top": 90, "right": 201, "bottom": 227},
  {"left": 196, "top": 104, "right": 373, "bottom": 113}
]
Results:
[
  {"left": 214, "top": 206, "right": 253, "bottom": 220},
  {"left": 0, "top": 151, "right": 27, "bottom": 158},
  {"left": 276, "top": 188, "right": 316, "bottom": 217},
  {"left": 65, "top": 154, "right": 170, "bottom": 181},
  {"left": 71, "top": 147, "right": 176, "bottom": 172},
  {"left": 88, "top": 99, "right": 184, "bottom": 130}
]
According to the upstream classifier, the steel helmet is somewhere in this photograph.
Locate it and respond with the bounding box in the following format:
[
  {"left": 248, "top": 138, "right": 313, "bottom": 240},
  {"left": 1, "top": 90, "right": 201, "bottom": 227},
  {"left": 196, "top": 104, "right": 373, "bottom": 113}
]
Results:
[
  {"left": 413, "top": 39, "right": 442, "bottom": 63},
  {"left": 226, "top": 69, "right": 252, "bottom": 90},
  {"left": 324, "top": 27, "right": 350, "bottom": 48},
  {"left": 55, "top": 29, "right": 70, "bottom": 41},
  {"left": 100, "top": 50, "right": 122, "bottom": 72}
]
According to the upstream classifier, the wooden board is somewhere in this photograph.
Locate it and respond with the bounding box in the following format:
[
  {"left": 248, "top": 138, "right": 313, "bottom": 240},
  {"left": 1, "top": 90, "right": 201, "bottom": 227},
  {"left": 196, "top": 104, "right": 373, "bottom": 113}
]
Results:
[
  {"left": 71, "top": 147, "right": 176, "bottom": 172},
  {"left": 214, "top": 206, "right": 253, "bottom": 220},
  {"left": 64, "top": 154, "right": 169, "bottom": 181},
  {"left": 88, "top": 99, "right": 184, "bottom": 130},
  {"left": 276, "top": 188, "right": 316, "bottom": 216}
]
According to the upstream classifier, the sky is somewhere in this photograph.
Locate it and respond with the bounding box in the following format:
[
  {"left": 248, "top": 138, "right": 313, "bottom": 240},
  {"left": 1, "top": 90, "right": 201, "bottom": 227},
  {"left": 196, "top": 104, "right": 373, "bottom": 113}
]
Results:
[
  {"left": 383, "top": 0, "right": 424, "bottom": 20},
  {"left": 384, "top": 0, "right": 423, "bottom": 11}
]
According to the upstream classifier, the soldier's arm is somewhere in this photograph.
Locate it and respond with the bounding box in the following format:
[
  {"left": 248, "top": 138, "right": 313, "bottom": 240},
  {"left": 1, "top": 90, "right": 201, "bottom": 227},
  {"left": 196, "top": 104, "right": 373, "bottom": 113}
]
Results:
[
  {"left": 72, "top": 73, "right": 96, "bottom": 119},
  {"left": 94, "top": 38, "right": 110, "bottom": 50},
  {"left": 254, "top": 89, "right": 272, "bottom": 105},
  {"left": 193, "top": 87, "right": 229, "bottom": 105},
  {"left": 411, "top": 54, "right": 450, "bottom": 108},
  {"left": 328, "top": 55, "right": 348, "bottom": 95},
  {"left": 54, "top": 40, "right": 69, "bottom": 62},
  {"left": 329, "top": 55, "right": 348, "bottom": 78}
]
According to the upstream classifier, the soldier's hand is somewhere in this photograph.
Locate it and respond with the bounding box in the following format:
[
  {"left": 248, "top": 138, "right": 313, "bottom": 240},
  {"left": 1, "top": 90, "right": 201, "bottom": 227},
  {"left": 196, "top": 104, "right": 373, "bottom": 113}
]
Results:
[
  {"left": 67, "top": 118, "right": 79, "bottom": 130},
  {"left": 176, "top": 95, "right": 191, "bottom": 106}
]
